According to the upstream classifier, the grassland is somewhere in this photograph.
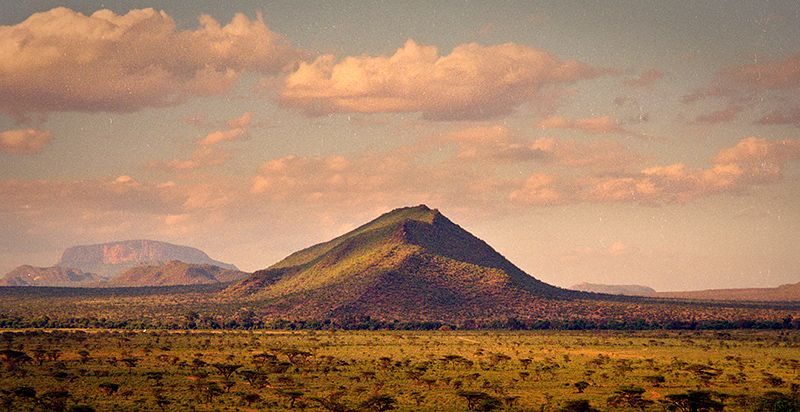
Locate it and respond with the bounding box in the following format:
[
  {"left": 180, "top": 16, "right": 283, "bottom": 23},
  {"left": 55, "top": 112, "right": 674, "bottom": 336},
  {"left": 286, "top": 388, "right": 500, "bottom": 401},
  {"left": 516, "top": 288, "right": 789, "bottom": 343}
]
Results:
[{"left": 1, "top": 329, "right": 798, "bottom": 411}]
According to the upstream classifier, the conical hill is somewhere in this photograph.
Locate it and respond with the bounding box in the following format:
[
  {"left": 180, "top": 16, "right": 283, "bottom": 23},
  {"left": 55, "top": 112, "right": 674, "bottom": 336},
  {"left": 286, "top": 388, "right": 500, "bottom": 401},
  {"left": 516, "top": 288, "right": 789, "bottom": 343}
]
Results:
[{"left": 226, "top": 205, "right": 568, "bottom": 321}]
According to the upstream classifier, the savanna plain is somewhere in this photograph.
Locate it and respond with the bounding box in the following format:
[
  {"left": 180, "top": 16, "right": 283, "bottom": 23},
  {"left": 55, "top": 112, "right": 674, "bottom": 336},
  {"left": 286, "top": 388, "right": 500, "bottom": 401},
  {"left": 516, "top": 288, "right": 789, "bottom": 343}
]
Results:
[{"left": 1, "top": 328, "right": 798, "bottom": 412}]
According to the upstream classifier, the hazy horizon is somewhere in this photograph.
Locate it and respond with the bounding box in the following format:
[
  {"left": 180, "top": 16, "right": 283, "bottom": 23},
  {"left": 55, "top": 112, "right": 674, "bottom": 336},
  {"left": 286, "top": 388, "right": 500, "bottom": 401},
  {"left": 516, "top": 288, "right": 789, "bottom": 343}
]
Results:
[{"left": 2, "top": 1, "right": 799, "bottom": 292}]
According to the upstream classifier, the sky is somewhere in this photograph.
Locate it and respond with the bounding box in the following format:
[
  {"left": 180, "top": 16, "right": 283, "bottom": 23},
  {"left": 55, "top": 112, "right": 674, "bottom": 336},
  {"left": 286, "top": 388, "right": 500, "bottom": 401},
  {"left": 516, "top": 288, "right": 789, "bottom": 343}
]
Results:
[{"left": 1, "top": 1, "right": 799, "bottom": 292}]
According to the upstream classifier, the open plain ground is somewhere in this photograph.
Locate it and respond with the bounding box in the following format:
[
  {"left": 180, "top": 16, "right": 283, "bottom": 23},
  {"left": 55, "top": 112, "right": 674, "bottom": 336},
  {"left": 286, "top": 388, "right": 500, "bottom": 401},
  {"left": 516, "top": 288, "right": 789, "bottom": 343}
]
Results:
[{"left": 1, "top": 329, "right": 798, "bottom": 411}]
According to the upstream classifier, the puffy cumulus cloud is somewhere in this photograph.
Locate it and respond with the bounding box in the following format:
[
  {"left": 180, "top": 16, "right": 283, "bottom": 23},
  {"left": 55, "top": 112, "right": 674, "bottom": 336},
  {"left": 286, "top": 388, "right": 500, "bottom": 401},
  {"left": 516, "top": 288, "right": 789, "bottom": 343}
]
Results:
[
  {"left": 510, "top": 137, "right": 800, "bottom": 206},
  {"left": 0, "top": 8, "right": 303, "bottom": 117},
  {"left": 538, "top": 115, "right": 661, "bottom": 140},
  {"left": 0, "top": 128, "right": 51, "bottom": 154},
  {"left": 278, "top": 39, "right": 611, "bottom": 120}
]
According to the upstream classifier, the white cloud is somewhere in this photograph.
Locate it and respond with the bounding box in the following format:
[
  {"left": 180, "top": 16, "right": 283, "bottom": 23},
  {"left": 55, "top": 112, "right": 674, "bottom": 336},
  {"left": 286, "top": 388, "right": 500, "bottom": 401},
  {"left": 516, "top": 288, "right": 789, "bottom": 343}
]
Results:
[
  {"left": 0, "top": 8, "right": 304, "bottom": 118},
  {"left": 278, "top": 39, "right": 612, "bottom": 120}
]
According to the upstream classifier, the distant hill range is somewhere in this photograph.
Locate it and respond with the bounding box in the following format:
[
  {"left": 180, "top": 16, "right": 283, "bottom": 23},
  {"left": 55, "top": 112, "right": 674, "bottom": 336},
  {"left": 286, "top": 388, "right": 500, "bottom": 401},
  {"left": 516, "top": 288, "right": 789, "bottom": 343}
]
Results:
[
  {"left": 569, "top": 282, "right": 656, "bottom": 295},
  {"left": 0, "top": 265, "right": 105, "bottom": 287},
  {"left": 226, "top": 205, "right": 570, "bottom": 321},
  {"left": 109, "top": 260, "right": 247, "bottom": 287},
  {"left": 1, "top": 240, "right": 241, "bottom": 287},
  {"left": 570, "top": 281, "right": 800, "bottom": 302},
  {"left": 655, "top": 282, "right": 800, "bottom": 302}
]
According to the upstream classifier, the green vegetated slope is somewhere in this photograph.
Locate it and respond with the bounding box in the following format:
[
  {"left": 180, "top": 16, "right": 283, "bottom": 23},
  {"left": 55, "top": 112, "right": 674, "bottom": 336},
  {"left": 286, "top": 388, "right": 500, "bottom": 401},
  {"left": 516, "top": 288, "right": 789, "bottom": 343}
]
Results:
[{"left": 226, "top": 205, "right": 566, "bottom": 320}]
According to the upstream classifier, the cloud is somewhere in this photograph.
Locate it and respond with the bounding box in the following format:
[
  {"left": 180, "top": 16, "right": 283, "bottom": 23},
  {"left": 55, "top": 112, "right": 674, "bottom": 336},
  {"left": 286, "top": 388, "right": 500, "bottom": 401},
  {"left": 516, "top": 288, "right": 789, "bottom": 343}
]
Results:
[
  {"left": 198, "top": 128, "right": 247, "bottom": 146},
  {"left": 682, "top": 53, "right": 800, "bottom": 125},
  {"left": 149, "top": 111, "right": 253, "bottom": 171},
  {"left": 433, "top": 125, "right": 646, "bottom": 173},
  {"left": 684, "top": 53, "right": 800, "bottom": 103},
  {"left": 712, "top": 136, "right": 800, "bottom": 170},
  {"left": 250, "top": 153, "right": 433, "bottom": 205},
  {"left": 689, "top": 105, "right": 743, "bottom": 125},
  {"left": 0, "top": 128, "right": 51, "bottom": 154},
  {"left": 197, "top": 111, "right": 253, "bottom": 146},
  {"left": 437, "top": 125, "right": 543, "bottom": 163},
  {"left": 623, "top": 69, "right": 667, "bottom": 88},
  {"left": 510, "top": 137, "right": 800, "bottom": 206},
  {"left": 0, "top": 8, "right": 304, "bottom": 118},
  {"left": 146, "top": 146, "right": 231, "bottom": 172},
  {"left": 278, "top": 39, "right": 612, "bottom": 120},
  {"left": 507, "top": 173, "right": 574, "bottom": 205},
  {"left": 757, "top": 105, "right": 800, "bottom": 126},
  {"left": 538, "top": 115, "right": 662, "bottom": 140},
  {"left": 225, "top": 111, "right": 253, "bottom": 129}
]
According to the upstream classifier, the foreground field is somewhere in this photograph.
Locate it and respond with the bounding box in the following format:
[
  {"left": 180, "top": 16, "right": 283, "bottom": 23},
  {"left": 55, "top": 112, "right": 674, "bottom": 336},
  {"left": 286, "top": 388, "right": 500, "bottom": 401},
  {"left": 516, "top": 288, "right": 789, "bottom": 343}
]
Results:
[{"left": 1, "top": 329, "right": 798, "bottom": 411}]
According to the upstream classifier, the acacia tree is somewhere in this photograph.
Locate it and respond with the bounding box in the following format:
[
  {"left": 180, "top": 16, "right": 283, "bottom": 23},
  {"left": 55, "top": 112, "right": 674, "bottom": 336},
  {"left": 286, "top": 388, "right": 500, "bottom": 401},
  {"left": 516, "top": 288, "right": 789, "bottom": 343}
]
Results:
[
  {"left": 558, "top": 400, "right": 600, "bottom": 412},
  {"left": 360, "top": 395, "right": 397, "bottom": 412},
  {"left": 0, "top": 349, "right": 32, "bottom": 372},
  {"left": 661, "top": 390, "right": 726, "bottom": 412},
  {"left": 456, "top": 391, "right": 501, "bottom": 411},
  {"left": 211, "top": 363, "right": 242, "bottom": 380},
  {"left": 607, "top": 387, "right": 654, "bottom": 411},
  {"left": 278, "top": 389, "right": 305, "bottom": 409}
]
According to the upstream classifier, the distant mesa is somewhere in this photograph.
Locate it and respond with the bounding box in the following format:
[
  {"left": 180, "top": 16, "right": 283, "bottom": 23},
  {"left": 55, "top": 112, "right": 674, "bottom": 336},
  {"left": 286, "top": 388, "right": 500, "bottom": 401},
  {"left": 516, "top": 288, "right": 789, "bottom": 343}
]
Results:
[
  {"left": 569, "top": 282, "right": 656, "bottom": 296},
  {"left": 225, "top": 204, "right": 571, "bottom": 321},
  {"left": 1, "top": 239, "right": 240, "bottom": 287},
  {"left": 56, "top": 239, "right": 238, "bottom": 278}
]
